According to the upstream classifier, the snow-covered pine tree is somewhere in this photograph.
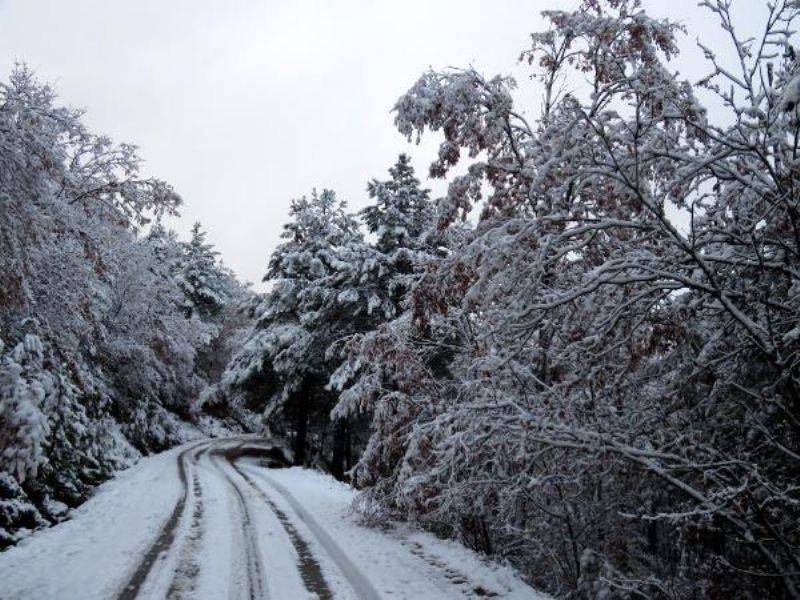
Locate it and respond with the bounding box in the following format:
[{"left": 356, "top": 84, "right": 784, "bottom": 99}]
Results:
[
  {"left": 146, "top": 220, "right": 183, "bottom": 278},
  {"left": 357, "top": 154, "right": 434, "bottom": 317},
  {"left": 178, "top": 222, "right": 230, "bottom": 319},
  {"left": 363, "top": 154, "right": 430, "bottom": 249},
  {"left": 222, "top": 189, "right": 368, "bottom": 474},
  {"left": 0, "top": 335, "right": 51, "bottom": 485},
  {"left": 327, "top": 155, "right": 458, "bottom": 489}
]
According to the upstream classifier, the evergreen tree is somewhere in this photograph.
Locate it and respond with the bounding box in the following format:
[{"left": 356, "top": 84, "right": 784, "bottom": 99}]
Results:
[
  {"left": 178, "top": 222, "right": 229, "bottom": 319},
  {"left": 224, "top": 163, "right": 438, "bottom": 478},
  {"left": 357, "top": 154, "right": 434, "bottom": 318},
  {"left": 329, "top": 156, "right": 459, "bottom": 496},
  {"left": 223, "top": 189, "right": 366, "bottom": 473},
  {"left": 0, "top": 335, "right": 51, "bottom": 484},
  {"left": 362, "top": 153, "right": 431, "bottom": 254},
  {"left": 146, "top": 221, "right": 183, "bottom": 278}
]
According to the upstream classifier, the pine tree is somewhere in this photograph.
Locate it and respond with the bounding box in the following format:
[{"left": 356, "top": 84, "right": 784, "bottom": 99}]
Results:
[
  {"left": 362, "top": 153, "right": 431, "bottom": 254},
  {"left": 178, "top": 222, "right": 229, "bottom": 319},
  {"left": 0, "top": 335, "right": 51, "bottom": 484},
  {"left": 356, "top": 154, "right": 434, "bottom": 318},
  {"left": 223, "top": 189, "right": 366, "bottom": 472},
  {"left": 146, "top": 221, "right": 183, "bottom": 278},
  {"left": 328, "top": 156, "right": 457, "bottom": 496}
]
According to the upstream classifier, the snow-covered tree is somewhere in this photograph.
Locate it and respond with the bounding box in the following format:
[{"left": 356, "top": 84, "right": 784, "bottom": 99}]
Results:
[
  {"left": 357, "top": 154, "right": 435, "bottom": 317},
  {"left": 0, "top": 335, "right": 51, "bottom": 484},
  {"left": 223, "top": 159, "right": 437, "bottom": 477},
  {"left": 327, "top": 155, "right": 456, "bottom": 485},
  {"left": 0, "top": 64, "right": 251, "bottom": 544},
  {"left": 333, "top": 1, "right": 800, "bottom": 597},
  {"left": 223, "top": 189, "right": 367, "bottom": 473},
  {"left": 178, "top": 222, "right": 231, "bottom": 319}
]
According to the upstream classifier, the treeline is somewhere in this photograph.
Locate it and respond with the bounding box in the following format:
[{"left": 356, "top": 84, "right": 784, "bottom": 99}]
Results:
[
  {"left": 0, "top": 66, "right": 249, "bottom": 547},
  {"left": 223, "top": 1, "right": 800, "bottom": 598},
  {"left": 217, "top": 155, "right": 448, "bottom": 478}
]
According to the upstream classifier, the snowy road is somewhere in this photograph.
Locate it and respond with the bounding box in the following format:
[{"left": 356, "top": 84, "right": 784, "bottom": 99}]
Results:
[{"left": 0, "top": 437, "right": 542, "bottom": 599}]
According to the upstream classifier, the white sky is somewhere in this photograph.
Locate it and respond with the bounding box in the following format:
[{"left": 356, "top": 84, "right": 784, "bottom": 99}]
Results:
[{"left": 0, "top": 0, "right": 765, "bottom": 288}]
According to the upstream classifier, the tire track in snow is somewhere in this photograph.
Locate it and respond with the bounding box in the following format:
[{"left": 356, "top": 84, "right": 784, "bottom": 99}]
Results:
[
  {"left": 165, "top": 466, "right": 205, "bottom": 599},
  {"left": 230, "top": 459, "right": 334, "bottom": 600},
  {"left": 117, "top": 440, "right": 208, "bottom": 600},
  {"left": 238, "top": 461, "right": 382, "bottom": 600},
  {"left": 209, "top": 449, "right": 268, "bottom": 600}
]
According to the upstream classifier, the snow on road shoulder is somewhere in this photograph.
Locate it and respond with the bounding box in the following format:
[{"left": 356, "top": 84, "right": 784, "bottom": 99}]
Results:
[
  {"left": 244, "top": 464, "right": 546, "bottom": 599},
  {"left": 0, "top": 442, "right": 191, "bottom": 600}
]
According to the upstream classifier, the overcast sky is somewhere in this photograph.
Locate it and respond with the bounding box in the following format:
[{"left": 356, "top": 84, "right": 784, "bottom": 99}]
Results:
[{"left": 0, "top": 0, "right": 761, "bottom": 288}]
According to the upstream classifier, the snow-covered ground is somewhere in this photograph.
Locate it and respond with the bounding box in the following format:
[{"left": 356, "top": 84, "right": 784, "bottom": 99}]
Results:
[
  {"left": 0, "top": 437, "right": 543, "bottom": 599},
  {"left": 241, "top": 463, "right": 540, "bottom": 599},
  {"left": 0, "top": 443, "right": 189, "bottom": 599}
]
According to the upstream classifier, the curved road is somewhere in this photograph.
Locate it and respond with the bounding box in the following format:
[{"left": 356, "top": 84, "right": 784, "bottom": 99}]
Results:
[
  {"left": 73, "top": 435, "right": 538, "bottom": 600},
  {"left": 115, "top": 437, "right": 378, "bottom": 600}
]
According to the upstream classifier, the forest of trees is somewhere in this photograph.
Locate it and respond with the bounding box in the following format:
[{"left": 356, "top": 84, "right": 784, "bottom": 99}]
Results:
[
  {"left": 222, "top": 1, "right": 800, "bottom": 597},
  {"left": 0, "top": 65, "right": 251, "bottom": 547},
  {"left": 3, "top": 0, "right": 800, "bottom": 598}
]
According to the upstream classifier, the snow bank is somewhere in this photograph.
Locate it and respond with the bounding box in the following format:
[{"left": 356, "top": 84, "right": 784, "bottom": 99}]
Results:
[
  {"left": 246, "top": 465, "right": 546, "bottom": 599},
  {"left": 0, "top": 443, "right": 189, "bottom": 600}
]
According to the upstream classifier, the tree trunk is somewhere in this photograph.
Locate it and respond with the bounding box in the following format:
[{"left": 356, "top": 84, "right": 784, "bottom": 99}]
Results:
[
  {"left": 331, "top": 418, "right": 347, "bottom": 480},
  {"left": 293, "top": 400, "right": 308, "bottom": 466}
]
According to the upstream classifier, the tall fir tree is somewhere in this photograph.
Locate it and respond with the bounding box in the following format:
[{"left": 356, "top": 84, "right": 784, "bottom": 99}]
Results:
[
  {"left": 222, "top": 189, "right": 366, "bottom": 474},
  {"left": 357, "top": 154, "right": 434, "bottom": 318},
  {"left": 361, "top": 153, "right": 431, "bottom": 254},
  {"left": 178, "top": 222, "right": 229, "bottom": 319}
]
